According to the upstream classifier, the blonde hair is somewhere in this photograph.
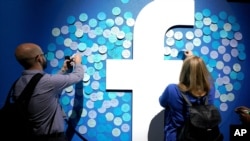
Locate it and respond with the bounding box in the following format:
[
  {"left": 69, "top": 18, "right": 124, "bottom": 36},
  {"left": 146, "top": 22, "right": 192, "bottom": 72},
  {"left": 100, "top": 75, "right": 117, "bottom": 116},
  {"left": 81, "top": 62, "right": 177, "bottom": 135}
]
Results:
[{"left": 178, "top": 56, "right": 212, "bottom": 95}]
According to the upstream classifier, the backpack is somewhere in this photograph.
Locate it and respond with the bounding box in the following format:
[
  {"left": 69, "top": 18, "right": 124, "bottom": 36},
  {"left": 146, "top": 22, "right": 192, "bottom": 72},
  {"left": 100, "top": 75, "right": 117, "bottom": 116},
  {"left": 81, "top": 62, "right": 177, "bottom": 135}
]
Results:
[
  {"left": 177, "top": 92, "right": 223, "bottom": 141},
  {"left": 0, "top": 73, "right": 43, "bottom": 140}
]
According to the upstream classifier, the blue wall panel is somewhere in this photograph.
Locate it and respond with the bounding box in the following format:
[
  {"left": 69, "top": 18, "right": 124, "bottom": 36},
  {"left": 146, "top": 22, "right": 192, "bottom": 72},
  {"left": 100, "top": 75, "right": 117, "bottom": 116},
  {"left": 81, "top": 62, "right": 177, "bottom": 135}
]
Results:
[{"left": 0, "top": 0, "right": 250, "bottom": 140}]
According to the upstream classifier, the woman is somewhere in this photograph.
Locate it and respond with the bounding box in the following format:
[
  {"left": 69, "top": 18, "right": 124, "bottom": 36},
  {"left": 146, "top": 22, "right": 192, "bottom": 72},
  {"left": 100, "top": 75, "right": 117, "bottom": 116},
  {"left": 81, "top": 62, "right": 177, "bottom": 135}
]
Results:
[{"left": 159, "top": 51, "right": 216, "bottom": 141}]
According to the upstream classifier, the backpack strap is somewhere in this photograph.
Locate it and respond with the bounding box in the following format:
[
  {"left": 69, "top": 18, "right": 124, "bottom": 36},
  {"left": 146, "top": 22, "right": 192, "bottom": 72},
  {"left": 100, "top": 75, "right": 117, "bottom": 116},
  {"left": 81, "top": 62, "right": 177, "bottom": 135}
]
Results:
[
  {"left": 180, "top": 92, "right": 192, "bottom": 106},
  {"left": 204, "top": 95, "right": 209, "bottom": 105},
  {"left": 16, "top": 73, "right": 44, "bottom": 106},
  {"left": 4, "top": 79, "right": 18, "bottom": 106},
  {"left": 4, "top": 73, "right": 44, "bottom": 108},
  {"left": 181, "top": 91, "right": 209, "bottom": 106}
]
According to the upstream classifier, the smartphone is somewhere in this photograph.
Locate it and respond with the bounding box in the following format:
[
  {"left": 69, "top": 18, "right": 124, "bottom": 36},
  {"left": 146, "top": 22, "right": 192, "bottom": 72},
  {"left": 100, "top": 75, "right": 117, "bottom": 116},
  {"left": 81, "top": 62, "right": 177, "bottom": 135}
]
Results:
[{"left": 65, "top": 56, "right": 73, "bottom": 69}]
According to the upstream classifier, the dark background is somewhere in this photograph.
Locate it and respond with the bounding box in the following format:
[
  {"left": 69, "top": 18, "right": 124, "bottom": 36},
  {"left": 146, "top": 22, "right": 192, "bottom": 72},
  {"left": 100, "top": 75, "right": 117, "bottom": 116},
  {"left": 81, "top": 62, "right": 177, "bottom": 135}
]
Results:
[{"left": 0, "top": 0, "right": 250, "bottom": 141}]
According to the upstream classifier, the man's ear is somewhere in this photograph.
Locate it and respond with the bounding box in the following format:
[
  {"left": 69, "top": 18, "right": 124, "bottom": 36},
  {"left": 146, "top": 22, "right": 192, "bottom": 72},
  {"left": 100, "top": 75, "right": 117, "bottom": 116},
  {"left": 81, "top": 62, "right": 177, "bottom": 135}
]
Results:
[{"left": 36, "top": 55, "right": 42, "bottom": 63}]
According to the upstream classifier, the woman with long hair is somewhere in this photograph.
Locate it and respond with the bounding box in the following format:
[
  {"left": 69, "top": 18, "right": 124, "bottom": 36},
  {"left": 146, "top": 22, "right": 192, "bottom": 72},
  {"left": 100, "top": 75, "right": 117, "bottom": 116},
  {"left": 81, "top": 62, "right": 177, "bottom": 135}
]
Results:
[{"left": 159, "top": 51, "right": 216, "bottom": 141}]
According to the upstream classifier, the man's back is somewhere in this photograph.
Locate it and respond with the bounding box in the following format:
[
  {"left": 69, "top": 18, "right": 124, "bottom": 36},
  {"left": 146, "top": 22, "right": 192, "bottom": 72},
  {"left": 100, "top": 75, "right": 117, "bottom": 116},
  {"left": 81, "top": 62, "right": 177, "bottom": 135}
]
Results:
[{"left": 14, "top": 64, "right": 83, "bottom": 135}]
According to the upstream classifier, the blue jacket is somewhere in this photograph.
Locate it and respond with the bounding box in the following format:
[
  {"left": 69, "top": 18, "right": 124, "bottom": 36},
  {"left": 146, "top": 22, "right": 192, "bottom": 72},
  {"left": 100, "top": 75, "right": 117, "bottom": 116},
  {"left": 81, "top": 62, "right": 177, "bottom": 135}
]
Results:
[{"left": 159, "top": 83, "right": 215, "bottom": 141}]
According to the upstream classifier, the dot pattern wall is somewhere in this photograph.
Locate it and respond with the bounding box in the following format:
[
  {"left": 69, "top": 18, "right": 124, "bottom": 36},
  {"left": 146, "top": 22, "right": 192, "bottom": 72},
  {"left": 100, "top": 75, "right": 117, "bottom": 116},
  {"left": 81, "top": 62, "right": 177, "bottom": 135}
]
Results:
[
  {"left": 164, "top": 9, "right": 246, "bottom": 113},
  {"left": 45, "top": 2, "right": 246, "bottom": 141}
]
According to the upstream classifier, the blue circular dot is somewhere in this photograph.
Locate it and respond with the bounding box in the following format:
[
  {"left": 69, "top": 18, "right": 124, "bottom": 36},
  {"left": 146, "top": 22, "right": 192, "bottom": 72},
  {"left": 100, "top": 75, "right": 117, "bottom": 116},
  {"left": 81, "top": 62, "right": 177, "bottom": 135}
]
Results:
[
  {"left": 238, "top": 44, "right": 245, "bottom": 51},
  {"left": 122, "top": 93, "right": 131, "bottom": 102},
  {"left": 121, "top": 25, "right": 131, "bottom": 32},
  {"left": 112, "top": 7, "right": 121, "bottom": 16},
  {"left": 192, "top": 51, "right": 200, "bottom": 56},
  {"left": 93, "top": 54, "right": 101, "bottom": 63},
  {"left": 201, "top": 55, "right": 209, "bottom": 63},
  {"left": 164, "top": 55, "right": 172, "bottom": 60},
  {"left": 67, "top": 16, "right": 76, "bottom": 24},
  {"left": 230, "top": 71, "right": 237, "bottom": 80},
  {"left": 175, "top": 40, "right": 184, "bottom": 48},
  {"left": 211, "top": 15, "right": 219, "bottom": 23},
  {"left": 94, "top": 27, "right": 103, "bottom": 36},
  {"left": 203, "top": 27, "right": 211, "bottom": 35},
  {"left": 99, "top": 69, "right": 106, "bottom": 77},
  {"left": 233, "top": 81, "right": 241, "bottom": 91},
  {"left": 237, "top": 72, "right": 244, "bottom": 80},
  {"left": 115, "top": 40, "right": 123, "bottom": 46},
  {"left": 77, "top": 118, "right": 84, "bottom": 125},
  {"left": 238, "top": 52, "right": 246, "bottom": 60},
  {"left": 227, "top": 31, "right": 234, "bottom": 39},
  {"left": 212, "top": 41, "right": 220, "bottom": 49},
  {"left": 68, "top": 25, "right": 76, "bottom": 33},
  {"left": 124, "top": 12, "right": 133, "bottom": 19},
  {"left": 211, "top": 71, "right": 218, "bottom": 80},
  {"left": 47, "top": 43, "right": 56, "bottom": 51},
  {"left": 195, "top": 12, "right": 203, "bottom": 21},
  {"left": 79, "top": 13, "right": 88, "bottom": 22},
  {"left": 56, "top": 36, "right": 64, "bottom": 45},
  {"left": 106, "top": 19, "right": 115, "bottom": 27},
  {"left": 78, "top": 43, "right": 87, "bottom": 51},
  {"left": 121, "top": 0, "right": 130, "bottom": 4},
  {"left": 195, "top": 21, "right": 204, "bottom": 28},
  {"left": 207, "top": 65, "right": 213, "bottom": 73},
  {"left": 96, "top": 115, "right": 105, "bottom": 124},
  {"left": 97, "top": 12, "right": 106, "bottom": 20},
  {"left": 87, "top": 67, "right": 95, "bottom": 75},
  {"left": 120, "top": 133, "right": 130, "bottom": 141},
  {"left": 99, "top": 82, "right": 106, "bottom": 91},
  {"left": 61, "top": 95, "right": 70, "bottom": 105},
  {"left": 232, "top": 23, "right": 240, "bottom": 31},
  {"left": 219, "top": 11, "right": 227, "bottom": 20},
  {"left": 228, "top": 15, "right": 236, "bottom": 23},
  {"left": 97, "top": 125, "right": 106, "bottom": 133},
  {"left": 122, "top": 113, "right": 131, "bottom": 122},
  {"left": 95, "top": 101, "right": 102, "bottom": 109},
  {"left": 108, "top": 34, "right": 117, "bottom": 43},
  {"left": 106, "top": 124, "right": 113, "bottom": 132},
  {"left": 214, "top": 99, "right": 221, "bottom": 107},
  {"left": 108, "top": 92, "right": 117, "bottom": 99},
  {"left": 88, "top": 129, "right": 97, "bottom": 138},
  {"left": 70, "top": 33, "right": 77, "bottom": 41},
  {"left": 212, "top": 32, "right": 220, "bottom": 40},
  {"left": 208, "top": 59, "right": 216, "bottom": 67},
  {"left": 121, "top": 104, "right": 130, "bottom": 112},
  {"left": 64, "top": 48, "right": 73, "bottom": 56},
  {"left": 85, "top": 86, "right": 93, "bottom": 94},
  {"left": 89, "top": 19, "right": 98, "bottom": 28},
  {"left": 218, "top": 86, "right": 226, "bottom": 94},
  {"left": 86, "top": 39, "right": 94, "bottom": 47},
  {"left": 51, "top": 68, "right": 59, "bottom": 74},
  {"left": 125, "top": 32, "right": 133, "bottom": 40},
  {"left": 114, "top": 107, "right": 122, "bottom": 116},
  {"left": 99, "top": 21, "right": 107, "bottom": 29},
  {"left": 97, "top": 36, "right": 106, "bottom": 45},
  {"left": 203, "top": 35, "right": 211, "bottom": 43},
  {"left": 47, "top": 52, "right": 55, "bottom": 61},
  {"left": 113, "top": 47, "right": 123, "bottom": 59},
  {"left": 220, "top": 30, "right": 228, "bottom": 38},
  {"left": 94, "top": 62, "right": 103, "bottom": 70},
  {"left": 202, "top": 9, "right": 211, "bottom": 17},
  {"left": 217, "top": 20, "right": 225, "bottom": 29},
  {"left": 79, "top": 34, "right": 88, "bottom": 41},
  {"left": 58, "top": 60, "right": 64, "bottom": 68}
]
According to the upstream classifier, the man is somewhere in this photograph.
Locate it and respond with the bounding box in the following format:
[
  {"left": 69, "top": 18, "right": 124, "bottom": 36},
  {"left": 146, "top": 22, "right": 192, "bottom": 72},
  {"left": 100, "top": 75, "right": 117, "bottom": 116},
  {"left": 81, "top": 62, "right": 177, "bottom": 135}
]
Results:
[{"left": 13, "top": 43, "right": 84, "bottom": 141}]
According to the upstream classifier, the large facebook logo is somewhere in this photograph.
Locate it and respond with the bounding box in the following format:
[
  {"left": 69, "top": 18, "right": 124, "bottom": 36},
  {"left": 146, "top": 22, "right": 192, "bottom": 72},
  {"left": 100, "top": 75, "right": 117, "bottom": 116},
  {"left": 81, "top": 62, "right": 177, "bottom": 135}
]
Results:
[{"left": 106, "top": 0, "right": 194, "bottom": 140}]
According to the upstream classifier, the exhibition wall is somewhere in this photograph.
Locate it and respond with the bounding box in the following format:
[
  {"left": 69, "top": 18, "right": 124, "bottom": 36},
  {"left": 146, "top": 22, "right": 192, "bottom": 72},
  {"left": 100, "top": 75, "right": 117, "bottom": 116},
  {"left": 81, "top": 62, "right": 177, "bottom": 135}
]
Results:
[{"left": 0, "top": 0, "right": 250, "bottom": 140}]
